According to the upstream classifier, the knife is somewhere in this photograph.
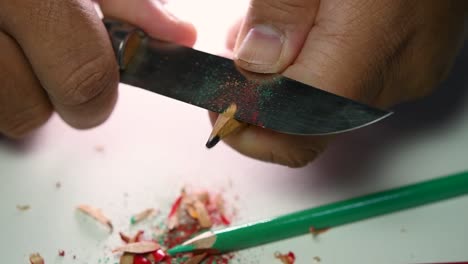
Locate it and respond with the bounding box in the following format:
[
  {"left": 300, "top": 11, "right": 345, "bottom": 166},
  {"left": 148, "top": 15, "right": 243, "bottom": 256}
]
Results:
[{"left": 104, "top": 19, "right": 391, "bottom": 135}]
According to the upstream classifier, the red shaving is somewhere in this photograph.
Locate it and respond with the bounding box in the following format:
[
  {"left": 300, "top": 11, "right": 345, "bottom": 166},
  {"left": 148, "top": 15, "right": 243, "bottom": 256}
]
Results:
[
  {"left": 58, "top": 250, "right": 65, "bottom": 257},
  {"left": 151, "top": 249, "right": 166, "bottom": 262},
  {"left": 275, "top": 251, "right": 295, "bottom": 264},
  {"left": 220, "top": 214, "right": 231, "bottom": 225},
  {"left": 168, "top": 196, "right": 183, "bottom": 218},
  {"left": 133, "top": 255, "right": 150, "bottom": 264}
]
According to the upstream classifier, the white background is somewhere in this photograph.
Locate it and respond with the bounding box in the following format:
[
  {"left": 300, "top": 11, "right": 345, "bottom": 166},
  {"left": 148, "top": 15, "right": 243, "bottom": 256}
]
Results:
[{"left": 1, "top": 0, "right": 468, "bottom": 263}]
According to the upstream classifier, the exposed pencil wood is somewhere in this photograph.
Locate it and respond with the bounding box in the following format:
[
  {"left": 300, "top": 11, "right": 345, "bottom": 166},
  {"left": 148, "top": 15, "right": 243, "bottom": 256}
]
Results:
[
  {"left": 119, "top": 253, "right": 134, "bottom": 264},
  {"left": 183, "top": 231, "right": 216, "bottom": 249},
  {"left": 112, "top": 241, "right": 160, "bottom": 254},
  {"left": 206, "top": 103, "right": 247, "bottom": 148},
  {"left": 185, "top": 253, "right": 208, "bottom": 264}
]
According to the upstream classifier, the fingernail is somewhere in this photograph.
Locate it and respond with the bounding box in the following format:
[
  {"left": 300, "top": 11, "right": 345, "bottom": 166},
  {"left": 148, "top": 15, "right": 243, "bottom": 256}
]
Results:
[{"left": 235, "top": 25, "right": 283, "bottom": 70}]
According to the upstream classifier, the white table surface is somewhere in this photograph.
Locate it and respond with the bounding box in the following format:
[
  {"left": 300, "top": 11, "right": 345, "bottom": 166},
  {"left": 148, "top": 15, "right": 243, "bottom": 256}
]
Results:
[{"left": 1, "top": 1, "right": 468, "bottom": 263}]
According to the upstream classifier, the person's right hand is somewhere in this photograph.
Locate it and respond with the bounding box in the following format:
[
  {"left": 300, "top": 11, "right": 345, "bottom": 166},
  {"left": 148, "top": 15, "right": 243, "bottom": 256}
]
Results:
[{"left": 0, "top": 0, "right": 196, "bottom": 138}]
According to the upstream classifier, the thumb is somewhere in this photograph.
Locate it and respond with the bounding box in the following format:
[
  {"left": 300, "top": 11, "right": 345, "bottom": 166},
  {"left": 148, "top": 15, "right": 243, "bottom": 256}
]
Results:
[{"left": 234, "top": 0, "right": 320, "bottom": 73}]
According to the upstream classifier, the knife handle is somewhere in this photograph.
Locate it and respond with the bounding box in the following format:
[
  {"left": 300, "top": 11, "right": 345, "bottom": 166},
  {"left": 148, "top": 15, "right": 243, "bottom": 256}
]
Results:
[{"left": 103, "top": 19, "right": 145, "bottom": 70}]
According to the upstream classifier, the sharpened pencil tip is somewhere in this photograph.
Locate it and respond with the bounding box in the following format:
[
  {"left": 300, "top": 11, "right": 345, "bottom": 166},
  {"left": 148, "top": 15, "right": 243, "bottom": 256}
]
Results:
[{"left": 206, "top": 135, "right": 220, "bottom": 149}]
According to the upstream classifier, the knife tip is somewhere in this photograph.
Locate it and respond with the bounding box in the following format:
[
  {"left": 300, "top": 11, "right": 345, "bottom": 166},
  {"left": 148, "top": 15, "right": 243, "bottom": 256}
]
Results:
[{"left": 205, "top": 135, "right": 220, "bottom": 149}]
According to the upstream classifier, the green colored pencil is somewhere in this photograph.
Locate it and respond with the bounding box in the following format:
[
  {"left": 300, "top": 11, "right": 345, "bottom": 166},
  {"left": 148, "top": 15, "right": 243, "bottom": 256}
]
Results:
[{"left": 167, "top": 171, "right": 468, "bottom": 255}]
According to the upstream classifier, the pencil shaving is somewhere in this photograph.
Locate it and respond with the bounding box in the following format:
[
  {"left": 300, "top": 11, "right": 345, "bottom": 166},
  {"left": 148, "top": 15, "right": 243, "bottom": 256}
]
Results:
[
  {"left": 131, "top": 208, "right": 157, "bottom": 225},
  {"left": 274, "top": 251, "right": 296, "bottom": 264},
  {"left": 113, "top": 241, "right": 160, "bottom": 254},
  {"left": 193, "top": 200, "right": 212, "bottom": 228},
  {"left": 119, "top": 232, "right": 132, "bottom": 243},
  {"left": 197, "top": 191, "right": 209, "bottom": 204},
  {"left": 309, "top": 226, "right": 330, "bottom": 237},
  {"left": 29, "top": 253, "right": 44, "bottom": 264},
  {"left": 77, "top": 204, "right": 113, "bottom": 232},
  {"left": 185, "top": 253, "right": 208, "bottom": 264},
  {"left": 119, "top": 253, "right": 134, "bottom": 264},
  {"left": 183, "top": 191, "right": 213, "bottom": 228},
  {"left": 17, "top": 204, "right": 31, "bottom": 211},
  {"left": 167, "top": 195, "right": 183, "bottom": 230},
  {"left": 119, "top": 230, "right": 144, "bottom": 243}
]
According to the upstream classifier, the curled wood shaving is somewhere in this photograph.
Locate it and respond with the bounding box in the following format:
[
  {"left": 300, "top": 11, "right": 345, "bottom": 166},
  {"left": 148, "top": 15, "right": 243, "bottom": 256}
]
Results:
[
  {"left": 119, "top": 253, "right": 134, "bottom": 264},
  {"left": 183, "top": 191, "right": 212, "bottom": 228},
  {"left": 309, "top": 226, "right": 330, "bottom": 237},
  {"left": 77, "top": 204, "right": 113, "bottom": 232},
  {"left": 131, "top": 208, "right": 157, "bottom": 224},
  {"left": 119, "top": 230, "right": 144, "bottom": 243},
  {"left": 192, "top": 200, "right": 212, "bottom": 228},
  {"left": 197, "top": 191, "right": 209, "bottom": 204},
  {"left": 113, "top": 241, "right": 160, "bottom": 254},
  {"left": 119, "top": 232, "right": 132, "bottom": 243},
  {"left": 29, "top": 253, "right": 44, "bottom": 264},
  {"left": 184, "top": 253, "right": 208, "bottom": 264},
  {"left": 17, "top": 205, "right": 31, "bottom": 211}
]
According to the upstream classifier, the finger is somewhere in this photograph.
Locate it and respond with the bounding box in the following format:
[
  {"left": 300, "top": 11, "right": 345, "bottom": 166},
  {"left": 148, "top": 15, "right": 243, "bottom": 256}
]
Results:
[
  {"left": 226, "top": 17, "right": 243, "bottom": 51},
  {"left": 0, "top": 31, "right": 52, "bottom": 138},
  {"left": 233, "top": 0, "right": 320, "bottom": 73},
  {"left": 0, "top": 0, "right": 119, "bottom": 129},
  {"left": 208, "top": 112, "right": 331, "bottom": 168},
  {"left": 98, "top": 0, "right": 197, "bottom": 47}
]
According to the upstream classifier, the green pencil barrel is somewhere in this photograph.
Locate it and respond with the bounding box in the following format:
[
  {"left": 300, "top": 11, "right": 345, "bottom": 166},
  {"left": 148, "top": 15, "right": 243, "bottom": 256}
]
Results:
[{"left": 214, "top": 171, "right": 468, "bottom": 253}]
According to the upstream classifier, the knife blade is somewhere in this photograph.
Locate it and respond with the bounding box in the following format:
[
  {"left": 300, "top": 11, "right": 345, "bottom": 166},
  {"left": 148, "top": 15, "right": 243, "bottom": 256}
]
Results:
[{"left": 104, "top": 19, "right": 391, "bottom": 135}]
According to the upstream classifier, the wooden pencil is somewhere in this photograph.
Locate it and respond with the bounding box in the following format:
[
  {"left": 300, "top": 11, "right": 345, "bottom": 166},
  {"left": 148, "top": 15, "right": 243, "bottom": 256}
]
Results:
[
  {"left": 168, "top": 170, "right": 468, "bottom": 255},
  {"left": 205, "top": 103, "right": 247, "bottom": 148}
]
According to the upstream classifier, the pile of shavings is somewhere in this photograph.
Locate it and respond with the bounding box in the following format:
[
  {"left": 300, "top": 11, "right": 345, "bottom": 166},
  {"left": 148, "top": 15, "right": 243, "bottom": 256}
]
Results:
[{"left": 113, "top": 188, "right": 235, "bottom": 264}]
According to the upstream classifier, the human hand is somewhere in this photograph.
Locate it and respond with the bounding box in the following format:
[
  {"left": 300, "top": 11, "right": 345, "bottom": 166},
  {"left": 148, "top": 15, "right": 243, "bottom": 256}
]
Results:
[
  {"left": 0, "top": 0, "right": 196, "bottom": 138},
  {"left": 212, "top": 0, "right": 467, "bottom": 167}
]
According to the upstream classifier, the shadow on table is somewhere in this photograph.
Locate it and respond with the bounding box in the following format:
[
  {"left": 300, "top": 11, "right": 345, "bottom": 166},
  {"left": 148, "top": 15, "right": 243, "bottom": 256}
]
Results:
[{"left": 308, "top": 43, "right": 468, "bottom": 190}]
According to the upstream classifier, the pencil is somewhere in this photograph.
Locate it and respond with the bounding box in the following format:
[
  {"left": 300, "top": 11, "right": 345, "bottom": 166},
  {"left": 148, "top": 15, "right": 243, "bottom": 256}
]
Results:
[
  {"left": 205, "top": 103, "right": 247, "bottom": 148},
  {"left": 168, "top": 170, "right": 468, "bottom": 255}
]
